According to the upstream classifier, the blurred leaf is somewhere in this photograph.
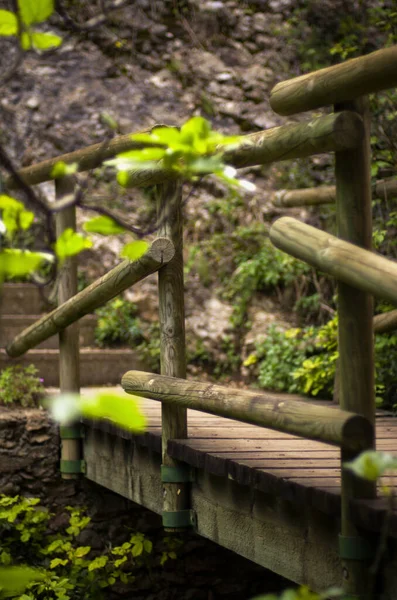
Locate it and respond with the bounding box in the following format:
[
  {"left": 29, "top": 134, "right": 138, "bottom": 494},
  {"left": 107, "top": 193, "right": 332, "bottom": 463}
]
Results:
[
  {"left": 31, "top": 31, "right": 62, "bottom": 50},
  {"left": 81, "top": 392, "right": 147, "bottom": 433},
  {"left": 0, "top": 249, "right": 52, "bottom": 279},
  {"left": 18, "top": 0, "right": 54, "bottom": 26},
  {"left": 0, "top": 10, "right": 17, "bottom": 36},
  {"left": 55, "top": 228, "right": 92, "bottom": 262},
  {"left": 51, "top": 161, "right": 78, "bottom": 178},
  {"left": 344, "top": 450, "right": 397, "bottom": 481},
  {"left": 83, "top": 216, "right": 125, "bottom": 236},
  {"left": 100, "top": 112, "right": 119, "bottom": 131},
  {"left": 0, "top": 566, "right": 45, "bottom": 597},
  {"left": 121, "top": 240, "right": 149, "bottom": 261}
]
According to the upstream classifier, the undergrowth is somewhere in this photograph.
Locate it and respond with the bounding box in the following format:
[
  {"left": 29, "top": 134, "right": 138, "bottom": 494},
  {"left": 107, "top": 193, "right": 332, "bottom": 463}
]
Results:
[
  {"left": 0, "top": 365, "right": 45, "bottom": 408},
  {"left": 0, "top": 495, "right": 180, "bottom": 600},
  {"left": 247, "top": 316, "right": 397, "bottom": 409}
]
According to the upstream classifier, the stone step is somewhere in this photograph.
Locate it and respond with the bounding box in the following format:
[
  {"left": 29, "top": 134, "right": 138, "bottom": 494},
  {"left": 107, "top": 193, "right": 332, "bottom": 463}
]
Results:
[
  {"left": 0, "top": 315, "right": 97, "bottom": 349},
  {"left": 0, "top": 348, "right": 145, "bottom": 387},
  {"left": 0, "top": 283, "right": 53, "bottom": 315}
]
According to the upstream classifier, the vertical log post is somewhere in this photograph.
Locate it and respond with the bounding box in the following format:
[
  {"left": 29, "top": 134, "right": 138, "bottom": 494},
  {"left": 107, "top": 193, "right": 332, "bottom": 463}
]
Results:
[
  {"left": 335, "top": 97, "right": 376, "bottom": 598},
  {"left": 157, "top": 181, "right": 192, "bottom": 531},
  {"left": 55, "top": 176, "right": 82, "bottom": 480}
]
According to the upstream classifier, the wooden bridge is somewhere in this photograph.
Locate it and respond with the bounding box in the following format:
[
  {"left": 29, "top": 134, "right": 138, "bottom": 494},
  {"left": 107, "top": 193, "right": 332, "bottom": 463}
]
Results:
[{"left": 4, "top": 46, "right": 397, "bottom": 599}]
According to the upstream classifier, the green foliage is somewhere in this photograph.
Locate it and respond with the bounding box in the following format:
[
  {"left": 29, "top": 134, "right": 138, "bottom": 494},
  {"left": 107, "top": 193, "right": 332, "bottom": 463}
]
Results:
[
  {"left": 0, "top": 365, "right": 45, "bottom": 407},
  {"left": 345, "top": 450, "right": 397, "bottom": 483},
  {"left": 252, "top": 321, "right": 337, "bottom": 398},
  {"left": 252, "top": 316, "right": 397, "bottom": 406},
  {"left": 83, "top": 216, "right": 125, "bottom": 236},
  {"left": 187, "top": 224, "right": 321, "bottom": 331},
  {"left": 106, "top": 117, "right": 255, "bottom": 192},
  {"left": 0, "top": 496, "right": 155, "bottom": 599},
  {"left": 54, "top": 229, "right": 92, "bottom": 264},
  {"left": 95, "top": 298, "right": 143, "bottom": 348},
  {"left": 0, "top": 0, "right": 62, "bottom": 52},
  {"left": 120, "top": 241, "right": 149, "bottom": 261},
  {"left": 253, "top": 586, "right": 348, "bottom": 600},
  {"left": 252, "top": 326, "right": 311, "bottom": 395},
  {"left": 50, "top": 390, "right": 146, "bottom": 433}
]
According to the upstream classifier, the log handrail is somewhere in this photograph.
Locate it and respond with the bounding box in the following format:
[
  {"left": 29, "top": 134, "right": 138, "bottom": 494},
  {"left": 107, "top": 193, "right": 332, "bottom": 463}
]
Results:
[
  {"left": 6, "top": 237, "right": 174, "bottom": 357},
  {"left": 270, "top": 45, "right": 397, "bottom": 116},
  {"left": 121, "top": 371, "right": 373, "bottom": 451},
  {"left": 269, "top": 216, "right": 397, "bottom": 306},
  {"left": 6, "top": 112, "right": 363, "bottom": 190},
  {"left": 271, "top": 177, "right": 397, "bottom": 208}
]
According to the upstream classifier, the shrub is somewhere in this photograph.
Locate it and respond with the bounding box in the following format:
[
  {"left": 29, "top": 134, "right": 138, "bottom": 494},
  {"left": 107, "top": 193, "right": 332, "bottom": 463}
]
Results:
[
  {"left": 0, "top": 364, "right": 45, "bottom": 407},
  {"left": 0, "top": 495, "right": 157, "bottom": 600},
  {"left": 94, "top": 298, "right": 143, "bottom": 348}
]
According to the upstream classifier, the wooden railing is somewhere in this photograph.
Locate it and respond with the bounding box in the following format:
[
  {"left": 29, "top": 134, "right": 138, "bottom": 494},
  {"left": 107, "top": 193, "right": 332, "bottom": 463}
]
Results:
[{"left": 5, "top": 44, "right": 397, "bottom": 599}]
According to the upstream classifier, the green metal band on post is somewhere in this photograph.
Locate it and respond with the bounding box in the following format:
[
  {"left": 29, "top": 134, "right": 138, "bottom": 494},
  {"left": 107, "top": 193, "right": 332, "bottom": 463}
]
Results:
[
  {"left": 60, "top": 459, "right": 86, "bottom": 475},
  {"left": 338, "top": 534, "right": 374, "bottom": 560},
  {"left": 60, "top": 425, "right": 84, "bottom": 440},
  {"left": 162, "top": 510, "right": 196, "bottom": 529},
  {"left": 161, "top": 464, "right": 195, "bottom": 483}
]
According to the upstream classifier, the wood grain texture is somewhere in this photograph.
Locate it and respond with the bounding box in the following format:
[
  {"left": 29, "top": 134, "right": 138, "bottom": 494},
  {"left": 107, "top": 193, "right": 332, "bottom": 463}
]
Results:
[
  {"left": 270, "top": 45, "right": 397, "bottom": 115},
  {"left": 55, "top": 177, "right": 81, "bottom": 480},
  {"left": 336, "top": 97, "right": 374, "bottom": 599},
  {"left": 270, "top": 216, "right": 397, "bottom": 306},
  {"left": 6, "top": 238, "right": 174, "bottom": 357},
  {"left": 156, "top": 182, "right": 188, "bottom": 523},
  {"left": 84, "top": 404, "right": 397, "bottom": 536},
  {"left": 271, "top": 176, "right": 397, "bottom": 207},
  {"left": 122, "top": 371, "right": 373, "bottom": 451}
]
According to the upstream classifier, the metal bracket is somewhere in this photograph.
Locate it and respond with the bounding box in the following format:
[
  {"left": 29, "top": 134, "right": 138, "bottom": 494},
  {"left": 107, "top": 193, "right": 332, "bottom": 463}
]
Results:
[
  {"left": 60, "top": 425, "right": 84, "bottom": 440},
  {"left": 162, "top": 509, "right": 196, "bottom": 529},
  {"left": 60, "top": 459, "right": 86, "bottom": 475},
  {"left": 161, "top": 464, "right": 195, "bottom": 483},
  {"left": 338, "top": 534, "right": 374, "bottom": 560}
]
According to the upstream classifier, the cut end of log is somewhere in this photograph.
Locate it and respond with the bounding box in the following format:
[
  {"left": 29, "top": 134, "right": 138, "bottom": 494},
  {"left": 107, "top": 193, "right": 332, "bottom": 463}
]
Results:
[{"left": 149, "top": 237, "right": 175, "bottom": 264}]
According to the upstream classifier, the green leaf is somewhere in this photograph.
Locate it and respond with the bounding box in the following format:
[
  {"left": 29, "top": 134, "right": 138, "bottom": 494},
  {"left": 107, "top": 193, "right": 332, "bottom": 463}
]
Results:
[
  {"left": 83, "top": 216, "right": 125, "bottom": 236},
  {"left": 0, "top": 566, "right": 45, "bottom": 596},
  {"left": 80, "top": 392, "right": 147, "bottom": 433},
  {"left": 0, "top": 195, "right": 34, "bottom": 235},
  {"left": 120, "top": 240, "right": 149, "bottom": 261},
  {"left": 49, "top": 558, "right": 69, "bottom": 569},
  {"left": 51, "top": 161, "right": 78, "bottom": 178},
  {"left": 55, "top": 228, "right": 92, "bottom": 262},
  {"left": 131, "top": 540, "right": 143, "bottom": 557},
  {"left": 88, "top": 556, "right": 108, "bottom": 572},
  {"left": 18, "top": 0, "right": 54, "bottom": 26},
  {"left": 0, "top": 249, "right": 52, "bottom": 279},
  {"left": 344, "top": 450, "right": 397, "bottom": 482},
  {"left": 143, "top": 539, "right": 153, "bottom": 553},
  {"left": 0, "top": 10, "right": 17, "bottom": 36},
  {"left": 74, "top": 546, "right": 91, "bottom": 558},
  {"left": 31, "top": 31, "right": 62, "bottom": 50}
]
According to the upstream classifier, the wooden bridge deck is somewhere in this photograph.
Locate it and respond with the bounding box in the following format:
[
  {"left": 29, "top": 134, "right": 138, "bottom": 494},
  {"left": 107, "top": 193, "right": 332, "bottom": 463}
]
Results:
[{"left": 84, "top": 397, "right": 397, "bottom": 591}]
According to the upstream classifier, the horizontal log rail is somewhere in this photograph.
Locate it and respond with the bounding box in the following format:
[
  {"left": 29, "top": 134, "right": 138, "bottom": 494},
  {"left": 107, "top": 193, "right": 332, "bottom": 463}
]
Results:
[
  {"left": 271, "top": 177, "right": 397, "bottom": 208},
  {"left": 6, "top": 112, "right": 363, "bottom": 190},
  {"left": 6, "top": 237, "right": 174, "bottom": 357},
  {"left": 270, "top": 217, "right": 397, "bottom": 305},
  {"left": 373, "top": 309, "right": 397, "bottom": 335},
  {"left": 122, "top": 371, "right": 373, "bottom": 451},
  {"left": 270, "top": 45, "right": 397, "bottom": 116}
]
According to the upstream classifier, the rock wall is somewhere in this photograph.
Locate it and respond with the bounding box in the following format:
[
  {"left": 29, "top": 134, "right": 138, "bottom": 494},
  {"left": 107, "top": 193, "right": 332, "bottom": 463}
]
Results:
[{"left": 0, "top": 408, "right": 287, "bottom": 599}]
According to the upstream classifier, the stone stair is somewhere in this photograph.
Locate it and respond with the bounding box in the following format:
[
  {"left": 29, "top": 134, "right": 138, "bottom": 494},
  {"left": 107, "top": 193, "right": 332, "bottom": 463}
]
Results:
[{"left": 0, "top": 284, "right": 145, "bottom": 387}]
